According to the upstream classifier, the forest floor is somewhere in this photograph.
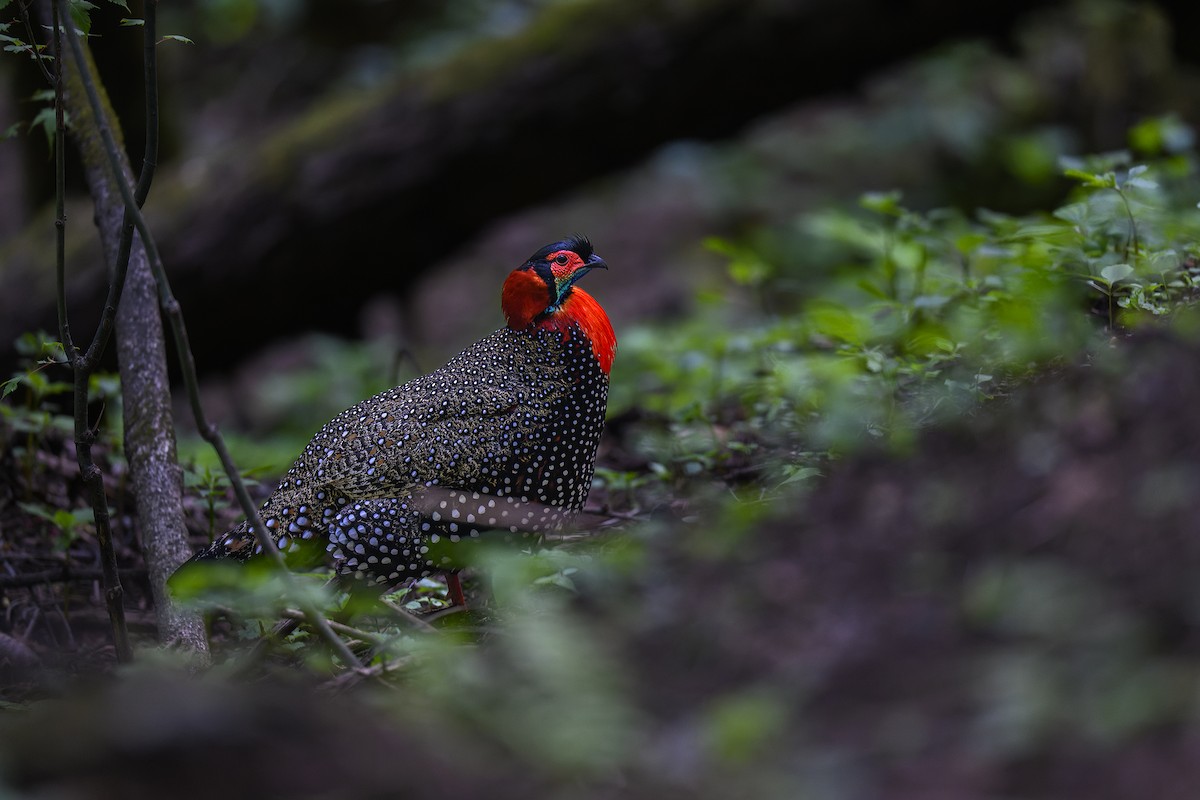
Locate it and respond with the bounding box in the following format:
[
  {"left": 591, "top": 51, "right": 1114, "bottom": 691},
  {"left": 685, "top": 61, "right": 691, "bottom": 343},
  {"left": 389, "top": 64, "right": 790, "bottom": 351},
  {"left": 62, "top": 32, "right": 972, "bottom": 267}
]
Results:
[{"left": 1, "top": 327, "right": 1199, "bottom": 798}]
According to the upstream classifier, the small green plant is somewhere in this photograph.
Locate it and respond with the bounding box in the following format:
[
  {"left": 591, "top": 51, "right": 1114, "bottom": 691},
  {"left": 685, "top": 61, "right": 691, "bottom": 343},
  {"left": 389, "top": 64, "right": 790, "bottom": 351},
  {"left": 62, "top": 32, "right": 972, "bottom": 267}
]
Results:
[
  {"left": 1059, "top": 155, "right": 1200, "bottom": 328},
  {"left": 17, "top": 502, "right": 95, "bottom": 553},
  {"left": 1, "top": 332, "right": 124, "bottom": 487},
  {"left": 183, "top": 464, "right": 232, "bottom": 542},
  {"left": 1, "top": 333, "right": 70, "bottom": 401},
  {"left": 593, "top": 467, "right": 654, "bottom": 510},
  {"left": 388, "top": 577, "right": 454, "bottom": 613},
  {"left": 182, "top": 460, "right": 271, "bottom": 541},
  {"left": 2, "top": 334, "right": 73, "bottom": 484}
]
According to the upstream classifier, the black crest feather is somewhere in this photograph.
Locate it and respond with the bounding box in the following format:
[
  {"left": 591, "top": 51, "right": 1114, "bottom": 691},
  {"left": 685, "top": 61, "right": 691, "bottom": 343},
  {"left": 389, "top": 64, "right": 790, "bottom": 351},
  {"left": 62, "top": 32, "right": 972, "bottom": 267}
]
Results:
[{"left": 527, "top": 235, "right": 593, "bottom": 264}]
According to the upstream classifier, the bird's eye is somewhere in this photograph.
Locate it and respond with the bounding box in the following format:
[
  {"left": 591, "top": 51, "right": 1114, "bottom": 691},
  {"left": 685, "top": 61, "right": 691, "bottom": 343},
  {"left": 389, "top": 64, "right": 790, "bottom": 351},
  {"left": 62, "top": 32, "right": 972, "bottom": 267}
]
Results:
[{"left": 554, "top": 254, "right": 569, "bottom": 266}]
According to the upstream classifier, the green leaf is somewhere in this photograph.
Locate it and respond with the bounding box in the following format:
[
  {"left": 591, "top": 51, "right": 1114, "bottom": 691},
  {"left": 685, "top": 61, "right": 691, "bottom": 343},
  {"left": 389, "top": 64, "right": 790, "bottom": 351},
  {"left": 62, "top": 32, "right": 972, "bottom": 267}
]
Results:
[
  {"left": 778, "top": 466, "right": 821, "bottom": 486},
  {"left": 161, "top": 34, "right": 194, "bottom": 45},
  {"left": 1, "top": 376, "right": 21, "bottom": 399},
  {"left": 856, "top": 278, "right": 888, "bottom": 300},
  {"left": 106, "top": 0, "right": 130, "bottom": 10},
  {"left": 1063, "top": 168, "right": 1117, "bottom": 189},
  {"left": 28, "top": 106, "right": 57, "bottom": 148},
  {"left": 119, "top": 17, "right": 144, "bottom": 26},
  {"left": 806, "top": 302, "right": 868, "bottom": 346},
  {"left": 701, "top": 236, "right": 737, "bottom": 257},
  {"left": 912, "top": 294, "right": 951, "bottom": 310},
  {"left": 860, "top": 190, "right": 903, "bottom": 216},
  {"left": 727, "top": 257, "right": 770, "bottom": 287},
  {"left": 67, "top": 0, "right": 97, "bottom": 36},
  {"left": 1100, "top": 264, "right": 1134, "bottom": 284},
  {"left": 18, "top": 501, "right": 57, "bottom": 524}
]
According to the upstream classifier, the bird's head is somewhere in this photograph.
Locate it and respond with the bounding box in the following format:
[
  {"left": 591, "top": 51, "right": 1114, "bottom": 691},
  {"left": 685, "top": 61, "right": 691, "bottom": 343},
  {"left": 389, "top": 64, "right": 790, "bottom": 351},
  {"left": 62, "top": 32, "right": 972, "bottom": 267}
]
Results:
[{"left": 502, "top": 236, "right": 616, "bottom": 373}]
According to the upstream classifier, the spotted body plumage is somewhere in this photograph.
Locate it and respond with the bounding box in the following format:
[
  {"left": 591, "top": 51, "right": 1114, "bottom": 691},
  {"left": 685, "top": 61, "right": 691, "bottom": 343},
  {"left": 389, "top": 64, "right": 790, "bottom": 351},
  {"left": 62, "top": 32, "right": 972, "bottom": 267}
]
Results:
[{"left": 185, "top": 238, "right": 614, "bottom": 588}]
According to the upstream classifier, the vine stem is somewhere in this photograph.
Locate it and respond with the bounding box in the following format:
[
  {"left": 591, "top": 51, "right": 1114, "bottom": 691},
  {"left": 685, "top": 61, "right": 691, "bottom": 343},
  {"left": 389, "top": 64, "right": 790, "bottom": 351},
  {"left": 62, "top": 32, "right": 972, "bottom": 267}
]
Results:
[
  {"left": 1116, "top": 187, "right": 1140, "bottom": 264},
  {"left": 49, "top": 0, "right": 132, "bottom": 662},
  {"left": 55, "top": 0, "right": 360, "bottom": 669}
]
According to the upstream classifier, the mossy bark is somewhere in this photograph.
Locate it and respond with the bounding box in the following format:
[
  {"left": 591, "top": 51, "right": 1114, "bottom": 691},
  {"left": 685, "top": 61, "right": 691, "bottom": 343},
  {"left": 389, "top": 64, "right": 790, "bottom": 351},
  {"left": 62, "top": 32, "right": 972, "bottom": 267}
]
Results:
[{"left": 58, "top": 26, "right": 209, "bottom": 663}]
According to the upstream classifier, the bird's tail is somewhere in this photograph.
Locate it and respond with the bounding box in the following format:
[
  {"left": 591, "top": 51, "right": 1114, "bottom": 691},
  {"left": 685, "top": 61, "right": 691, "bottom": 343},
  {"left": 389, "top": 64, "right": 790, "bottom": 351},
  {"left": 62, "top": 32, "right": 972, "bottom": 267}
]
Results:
[{"left": 188, "top": 521, "right": 260, "bottom": 564}]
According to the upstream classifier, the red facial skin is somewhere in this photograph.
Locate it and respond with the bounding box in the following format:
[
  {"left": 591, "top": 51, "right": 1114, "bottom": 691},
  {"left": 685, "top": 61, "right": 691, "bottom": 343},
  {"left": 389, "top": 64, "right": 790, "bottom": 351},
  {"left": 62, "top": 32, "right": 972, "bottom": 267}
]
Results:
[{"left": 501, "top": 250, "right": 616, "bottom": 375}]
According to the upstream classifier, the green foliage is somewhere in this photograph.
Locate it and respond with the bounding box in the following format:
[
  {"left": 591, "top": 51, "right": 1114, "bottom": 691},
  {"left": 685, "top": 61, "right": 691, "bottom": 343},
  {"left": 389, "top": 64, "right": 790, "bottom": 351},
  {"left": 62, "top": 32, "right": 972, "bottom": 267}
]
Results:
[
  {"left": 1, "top": 334, "right": 118, "bottom": 486},
  {"left": 605, "top": 122, "right": 1200, "bottom": 499},
  {"left": 182, "top": 462, "right": 263, "bottom": 542},
  {"left": 66, "top": 0, "right": 97, "bottom": 35},
  {"left": 16, "top": 502, "right": 94, "bottom": 552},
  {"left": 0, "top": 20, "right": 50, "bottom": 65},
  {"left": 0, "top": 333, "right": 124, "bottom": 536},
  {"left": 172, "top": 559, "right": 335, "bottom": 622}
]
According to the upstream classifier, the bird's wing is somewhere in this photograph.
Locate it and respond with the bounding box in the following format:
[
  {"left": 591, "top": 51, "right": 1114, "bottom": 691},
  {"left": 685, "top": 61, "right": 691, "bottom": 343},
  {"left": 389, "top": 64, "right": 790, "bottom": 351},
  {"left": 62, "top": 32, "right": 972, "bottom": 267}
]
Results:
[{"left": 294, "top": 366, "right": 566, "bottom": 501}]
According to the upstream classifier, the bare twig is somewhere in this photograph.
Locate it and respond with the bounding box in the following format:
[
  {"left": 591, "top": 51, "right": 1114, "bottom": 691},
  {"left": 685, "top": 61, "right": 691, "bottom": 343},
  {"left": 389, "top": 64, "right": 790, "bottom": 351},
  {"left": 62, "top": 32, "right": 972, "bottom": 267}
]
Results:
[
  {"left": 376, "top": 598, "right": 439, "bottom": 633},
  {"left": 217, "top": 614, "right": 303, "bottom": 676},
  {"left": 581, "top": 506, "right": 649, "bottom": 523},
  {"left": 16, "top": 0, "right": 53, "bottom": 86},
  {"left": 50, "top": 0, "right": 70, "bottom": 355},
  {"left": 321, "top": 655, "right": 414, "bottom": 693},
  {"left": 0, "top": 566, "right": 147, "bottom": 589},
  {"left": 228, "top": 589, "right": 437, "bottom": 676},
  {"left": 279, "top": 609, "right": 386, "bottom": 647},
  {"left": 54, "top": 0, "right": 358, "bottom": 669}
]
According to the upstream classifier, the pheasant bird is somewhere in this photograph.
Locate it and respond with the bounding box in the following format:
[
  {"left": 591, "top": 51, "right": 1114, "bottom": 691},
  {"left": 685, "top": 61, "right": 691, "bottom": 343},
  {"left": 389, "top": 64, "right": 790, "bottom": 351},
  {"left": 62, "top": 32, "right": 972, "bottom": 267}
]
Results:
[{"left": 183, "top": 237, "right": 615, "bottom": 593}]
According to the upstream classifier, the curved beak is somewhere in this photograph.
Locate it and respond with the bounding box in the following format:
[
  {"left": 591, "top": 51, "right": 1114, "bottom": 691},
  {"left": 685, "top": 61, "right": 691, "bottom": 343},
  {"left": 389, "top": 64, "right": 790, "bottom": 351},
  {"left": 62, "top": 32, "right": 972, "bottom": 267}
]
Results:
[{"left": 553, "top": 252, "right": 607, "bottom": 306}]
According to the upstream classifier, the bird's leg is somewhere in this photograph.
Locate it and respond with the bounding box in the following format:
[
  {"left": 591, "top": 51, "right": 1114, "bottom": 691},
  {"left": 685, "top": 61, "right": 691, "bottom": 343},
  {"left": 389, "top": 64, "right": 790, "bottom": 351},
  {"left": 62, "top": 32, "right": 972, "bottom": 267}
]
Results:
[{"left": 446, "top": 571, "right": 467, "bottom": 608}]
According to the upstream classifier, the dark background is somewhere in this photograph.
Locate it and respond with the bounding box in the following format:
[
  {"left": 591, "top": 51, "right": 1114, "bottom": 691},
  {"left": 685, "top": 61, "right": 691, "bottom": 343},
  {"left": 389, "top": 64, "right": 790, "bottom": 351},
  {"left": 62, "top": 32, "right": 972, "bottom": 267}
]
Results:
[{"left": 2, "top": 0, "right": 1198, "bottom": 392}]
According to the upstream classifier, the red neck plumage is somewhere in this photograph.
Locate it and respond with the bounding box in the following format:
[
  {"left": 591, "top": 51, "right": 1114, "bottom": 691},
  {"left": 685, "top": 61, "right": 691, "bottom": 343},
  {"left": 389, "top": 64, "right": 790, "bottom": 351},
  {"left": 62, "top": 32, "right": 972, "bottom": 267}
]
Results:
[{"left": 502, "top": 271, "right": 616, "bottom": 375}]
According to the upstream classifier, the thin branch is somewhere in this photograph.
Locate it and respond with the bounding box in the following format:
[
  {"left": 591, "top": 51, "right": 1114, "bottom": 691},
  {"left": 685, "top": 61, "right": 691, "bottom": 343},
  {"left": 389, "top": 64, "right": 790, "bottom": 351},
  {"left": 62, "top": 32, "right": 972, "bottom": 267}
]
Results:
[
  {"left": 51, "top": 0, "right": 70, "bottom": 356},
  {"left": 237, "top": 616, "right": 302, "bottom": 671},
  {"left": 56, "top": 0, "right": 359, "bottom": 669},
  {"left": 321, "top": 655, "right": 414, "bottom": 693},
  {"left": 279, "top": 609, "right": 387, "bottom": 647},
  {"left": 580, "top": 505, "right": 649, "bottom": 523},
  {"left": 0, "top": 566, "right": 148, "bottom": 588},
  {"left": 134, "top": 1, "right": 158, "bottom": 205},
  {"left": 17, "top": 0, "right": 54, "bottom": 86},
  {"left": 80, "top": 0, "right": 158, "bottom": 369},
  {"left": 377, "top": 597, "right": 440, "bottom": 633},
  {"left": 50, "top": 0, "right": 132, "bottom": 663}
]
